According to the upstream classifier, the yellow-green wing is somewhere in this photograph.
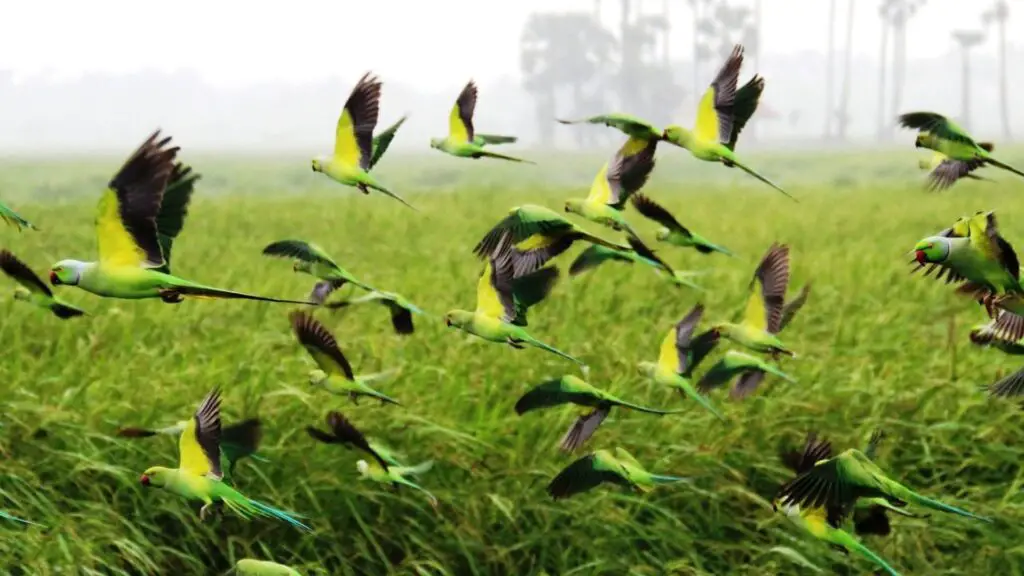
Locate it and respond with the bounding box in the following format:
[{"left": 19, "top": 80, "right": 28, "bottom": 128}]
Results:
[
  {"left": 448, "top": 80, "right": 477, "bottom": 144},
  {"left": 741, "top": 243, "right": 790, "bottom": 333},
  {"left": 333, "top": 72, "right": 381, "bottom": 170},
  {"left": 656, "top": 325, "right": 681, "bottom": 372},
  {"left": 584, "top": 161, "right": 612, "bottom": 204},
  {"left": 694, "top": 44, "right": 744, "bottom": 144},
  {"left": 178, "top": 387, "right": 223, "bottom": 479},
  {"left": 96, "top": 130, "right": 178, "bottom": 268},
  {"left": 474, "top": 246, "right": 516, "bottom": 321},
  {"left": 967, "top": 212, "right": 1020, "bottom": 277},
  {"left": 0, "top": 250, "right": 52, "bottom": 297},
  {"left": 289, "top": 310, "right": 356, "bottom": 380}
]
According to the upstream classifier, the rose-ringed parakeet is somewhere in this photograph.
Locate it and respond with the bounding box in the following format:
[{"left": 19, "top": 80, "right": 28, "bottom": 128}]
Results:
[
  {"left": 630, "top": 193, "right": 732, "bottom": 256},
  {"left": 0, "top": 199, "right": 36, "bottom": 231},
  {"left": 324, "top": 289, "right": 426, "bottom": 335},
  {"left": 899, "top": 111, "right": 1024, "bottom": 180},
  {"left": 289, "top": 311, "right": 401, "bottom": 406},
  {"left": 708, "top": 243, "right": 796, "bottom": 357},
  {"left": 556, "top": 113, "right": 664, "bottom": 143},
  {"left": 116, "top": 417, "right": 264, "bottom": 481},
  {"left": 48, "top": 133, "right": 313, "bottom": 306},
  {"left": 514, "top": 374, "right": 686, "bottom": 453},
  {"left": 430, "top": 80, "right": 533, "bottom": 164},
  {"left": 444, "top": 237, "right": 584, "bottom": 366},
  {"left": 0, "top": 250, "right": 85, "bottom": 319},
  {"left": 357, "top": 458, "right": 438, "bottom": 508},
  {"left": 697, "top": 350, "right": 796, "bottom": 400},
  {"left": 567, "top": 235, "right": 705, "bottom": 290},
  {"left": 306, "top": 411, "right": 401, "bottom": 470},
  {"left": 637, "top": 303, "right": 727, "bottom": 421},
  {"left": 662, "top": 45, "right": 795, "bottom": 201},
  {"left": 233, "top": 559, "right": 301, "bottom": 576},
  {"left": 139, "top": 387, "right": 311, "bottom": 532},
  {"left": 472, "top": 204, "right": 630, "bottom": 277},
  {"left": 563, "top": 135, "right": 657, "bottom": 236},
  {"left": 918, "top": 150, "right": 991, "bottom": 192},
  {"left": 262, "top": 239, "right": 377, "bottom": 304},
  {"left": 310, "top": 72, "right": 416, "bottom": 210},
  {"left": 546, "top": 447, "right": 688, "bottom": 500}
]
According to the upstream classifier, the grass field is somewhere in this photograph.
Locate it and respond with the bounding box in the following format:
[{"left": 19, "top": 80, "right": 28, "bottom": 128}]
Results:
[{"left": 3, "top": 147, "right": 1024, "bottom": 575}]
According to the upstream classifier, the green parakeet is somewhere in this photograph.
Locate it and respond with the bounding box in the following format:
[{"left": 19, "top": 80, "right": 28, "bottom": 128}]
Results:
[
  {"left": 472, "top": 204, "right": 630, "bottom": 277},
  {"left": 773, "top": 433, "right": 903, "bottom": 576},
  {"left": 567, "top": 236, "right": 705, "bottom": 290},
  {"left": 324, "top": 289, "right": 425, "bottom": 335},
  {"left": 139, "top": 387, "right": 311, "bottom": 532},
  {"left": 562, "top": 135, "right": 656, "bottom": 236},
  {"left": 546, "top": 447, "right": 688, "bottom": 500},
  {"left": 899, "top": 111, "right": 1024, "bottom": 180},
  {"left": 514, "top": 374, "right": 685, "bottom": 453},
  {"left": 116, "top": 418, "right": 264, "bottom": 481},
  {"left": 430, "top": 80, "right": 533, "bottom": 164},
  {"left": 0, "top": 509, "right": 38, "bottom": 526},
  {"left": 637, "top": 303, "right": 727, "bottom": 421},
  {"left": 445, "top": 238, "right": 584, "bottom": 366},
  {"left": 233, "top": 559, "right": 301, "bottom": 576},
  {"left": 0, "top": 199, "right": 36, "bottom": 231},
  {"left": 697, "top": 349, "right": 796, "bottom": 399},
  {"left": 0, "top": 250, "right": 85, "bottom": 319},
  {"left": 662, "top": 45, "right": 795, "bottom": 201},
  {"left": 708, "top": 242, "right": 796, "bottom": 357},
  {"left": 262, "top": 239, "right": 377, "bottom": 304},
  {"left": 918, "top": 149, "right": 991, "bottom": 192},
  {"left": 556, "top": 113, "right": 664, "bottom": 143},
  {"left": 310, "top": 72, "right": 416, "bottom": 210},
  {"left": 630, "top": 193, "right": 732, "bottom": 256},
  {"left": 48, "top": 133, "right": 313, "bottom": 306},
  {"left": 289, "top": 311, "right": 401, "bottom": 405},
  {"left": 306, "top": 410, "right": 400, "bottom": 471},
  {"left": 357, "top": 458, "right": 438, "bottom": 507}
]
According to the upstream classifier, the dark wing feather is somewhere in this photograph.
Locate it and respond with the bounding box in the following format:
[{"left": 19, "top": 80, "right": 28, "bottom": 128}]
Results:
[
  {"left": 153, "top": 162, "right": 199, "bottom": 274},
  {"left": 345, "top": 72, "right": 382, "bottom": 171},
  {"left": 386, "top": 301, "right": 415, "bottom": 335},
  {"left": 606, "top": 141, "right": 657, "bottom": 209},
  {"left": 926, "top": 158, "right": 985, "bottom": 192},
  {"left": 106, "top": 130, "right": 179, "bottom": 267},
  {"left": 568, "top": 245, "right": 632, "bottom": 276},
  {"left": 754, "top": 243, "right": 790, "bottom": 334},
  {"left": 489, "top": 238, "right": 519, "bottom": 323},
  {"left": 220, "top": 418, "right": 262, "bottom": 469},
  {"left": 630, "top": 194, "right": 691, "bottom": 236},
  {"left": 289, "top": 310, "right": 356, "bottom": 380},
  {"left": 262, "top": 240, "right": 336, "bottom": 268},
  {"left": 511, "top": 235, "right": 576, "bottom": 278},
  {"left": 627, "top": 234, "right": 673, "bottom": 274},
  {"left": 681, "top": 329, "right": 720, "bottom": 378},
  {"left": 672, "top": 304, "right": 704, "bottom": 373},
  {"left": 369, "top": 115, "right": 408, "bottom": 169},
  {"left": 987, "top": 366, "right": 1024, "bottom": 398},
  {"left": 985, "top": 212, "right": 1020, "bottom": 279},
  {"left": 50, "top": 303, "right": 86, "bottom": 319},
  {"left": 546, "top": 453, "right": 626, "bottom": 500},
  {"left": 326, "top": 411, "right": 391, "bottom": 471},
  {"left": 726, "top": 75, "right": 765, "bottom": 151},
  {"left": 0, "top": 250, "right": 52, "bottom": 297},
  {"left": 509, "top": 265, "right": 560, "bottom": 327},
  {"left": 558, "top": 407, "right": 610, "bottom": 453},
  {"left": 193, "top": 387, "right": 223, "bottom": 480},
  {"left": 898, "top": 111, "right": 976, "bottom": 147},
  {"left": 853, "top": 505, "right": 892, "bottom": 536},
  {"left": 455, "top": 80, "right": 478, "bottom": 144},
  {"left": 779, "top": 282, "right": 811, "bottom": 332},
  {"left": 776, "top": 456, "right": 881, "bottom": 511},
  {"left": 709, "top": 44, "right": 745, "bottom": 144},
  {"left": 730, "top": 370, "right": 765, "bottom": 399},
  {"left": 472, "top": 207, "right": 575, "bottom": 260}
]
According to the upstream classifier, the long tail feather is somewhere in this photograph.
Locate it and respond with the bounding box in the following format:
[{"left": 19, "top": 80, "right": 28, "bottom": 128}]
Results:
[
  {"left": 244, "top": 497, "right": 313, "bottom": 532},
  {"left": 172, "top": 284, "right": 315, "bottom": 305},
  {"left": 478, "top": 149, "right": 535, "bottom": 164},
  {"left": 986, "top": 156, "right": 1024, "bottom": 180},
  {"left": 908, "top": 492, "right": 991, "bottom": 523},
  {"left": 834, "top": 531, "right": 902, "bottom": 576},
  {"left": 675, "top": 380, "right": 727, "bottom": 422},
  {"left": 649, "top": 474, "right": 690, "bottom": 485},
  {"left": 524, "top": 336, "right": 586, "bottom": 366},
  {"left": 730, "top": 158, "right": 798, "bottom": 202}
]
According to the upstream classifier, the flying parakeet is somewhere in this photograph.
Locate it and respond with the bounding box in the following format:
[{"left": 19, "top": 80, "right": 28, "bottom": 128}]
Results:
[
  {"left": 514, "top": 374, "right": 685, "bottom": 453},
  {"left": 233, "top": 559, "right": 302, "bottom": 576},
  {"left": 139, "top": 387, "right": 311, "bottom": 532},
  {"left": 444, "top": 237, "right": 584, "bottom": 366},
  {"left": 116, "top": 417, "right": 264, "bottom": 481},
  {"left": 662, "top": 45, "right": 795, "bottom": 201},
  {"left": 306, "top": 410, "right": 401, "bottom": 471},
  {"left": 430, "top": 80, "right": 533, "bottom": 164},
  {"left": 708, "top": 243, "right": 796, "bottom": 357},
  {"left": 0, "top": 250, "right": 85, "bottom": 319},
  {"left": 562, "top": 135, "right": 657, "bottom": 236},
  {"left": 546, "top": 447, "right": 688, "bottom": 500},
  {"left": 472, "top": 204, "right": 630, "bottom": 277},
  {"left": 262, "top": 239, "right": 377, "bottom": 304},
  {"left": 917, "top": 150, "right": 991, "bottom": 192},
  {"left": 324, "top": 289, "right": 425, "bottom": 335},
  {"left": 899, "top": 111, "right": 1024, "bottom": 181},
  {"left": 637, "top": 303, "right": 727, "bottom": 421},
  {"left": 630, "top": 193, "right": 732, "bottom": 256},
  {"left": 357, "top": 458, "right": 438, "bottom": 508},
  {"left": 697, "top": 350, "right": 796, "bottom": 400},
  {"left": 556, "top": 113, "right": 665, "bottom": 143},
  {"left": 310, "top": 72, "right": 416, "bottom": 210},
  {"left": 48, "top": 133, "right": 313, "bottom": 306},
  {"left": 567, "top": 236, "right": 705, "bottom": 290},
  {"left": 289, "top": 311, "right": 401, "bottom": 405},
  {"left": 0, "top": 199, "right": 36, "bottom": 231}
]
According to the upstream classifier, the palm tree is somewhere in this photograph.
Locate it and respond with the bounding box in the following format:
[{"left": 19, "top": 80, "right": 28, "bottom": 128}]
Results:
[
  {"left": 884, "top": 0, "right": 927, "bottom": 140},
  {"left": 835, "top": 0, "right": 856, "bottom": 141},
  {"left": 982, "top": 0, "right": 1011, "bottom": 140},
  {"left": 825, "top": 0, "right": 838, "bottom": 139},
  {"left": 951, "top": 29, "right": 986, "bottom": 132},
  {"left": 876, "top": 1, "right": 890, "bottom": 139}
]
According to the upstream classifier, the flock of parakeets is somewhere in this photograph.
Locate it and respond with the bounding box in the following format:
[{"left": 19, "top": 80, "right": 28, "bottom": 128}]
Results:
[{"left": 2, "top": 42, "right": 1024, "bottom": 575}]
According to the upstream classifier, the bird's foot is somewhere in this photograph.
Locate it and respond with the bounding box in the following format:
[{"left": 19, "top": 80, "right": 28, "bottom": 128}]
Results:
[
  {"left": 506, "top": 338, "right": 525, "bottom": 349},
  {"left": 199, "top": 504, "right": 212, "bottom": 522}
]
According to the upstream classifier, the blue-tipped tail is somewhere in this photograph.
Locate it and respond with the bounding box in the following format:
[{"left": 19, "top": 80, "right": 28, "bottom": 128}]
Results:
[
  {"left": 650, "top": 474, "right": 690, "bottom": 485},
  {"left": 246, "top": 498, "right": 313, "bottom": 532},
  {"left": 910, "top": 493, "right": 992, "bottom": 523}
]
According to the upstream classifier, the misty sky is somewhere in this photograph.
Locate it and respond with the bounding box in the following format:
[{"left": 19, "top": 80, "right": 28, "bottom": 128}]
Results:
[{"left": 1, "top": 0, "right": 1016, "bottom": 89}]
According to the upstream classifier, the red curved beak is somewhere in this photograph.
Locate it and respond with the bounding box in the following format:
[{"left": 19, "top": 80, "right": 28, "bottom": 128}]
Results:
[
  {"left": 49, "top": 271, "right": 59, "bottom": 285},
  {"left": 139, "top": 474, "right": 151, "bottom": 487},
  {"left": 914, "top": 250, "right": 927, "bottom": 264}
]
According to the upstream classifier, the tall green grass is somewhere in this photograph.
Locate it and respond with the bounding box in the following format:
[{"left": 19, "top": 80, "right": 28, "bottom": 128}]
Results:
[{"left": 2, "top": 150, "right": 1024, "bottom": 575}]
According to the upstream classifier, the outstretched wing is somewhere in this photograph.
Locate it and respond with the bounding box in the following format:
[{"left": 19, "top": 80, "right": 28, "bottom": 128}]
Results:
[
  {"left": 448, "top": 80, "right": 478, "bottom": 144},
  {"left": 603, "top": 137, "right": 657, "bottom": 209},
  {"left": 96, "top": 130, "right": 178, "bottom": 268},
  {"left": 776, "top": 451, "right": 882, "bottom": 511},
  {"left": 779, "top": 282, "right": 811, "bottom": 332},
  {"left": 898, "top": 112, "right": 977, "bottom": 147},
  {"left": 153, "top": 162, "right": 199, "bottom": 274},
  {"left": 178, "top": 387, "right": 223, "bottom": 480},
  {"left": 369, "top": 115, "right": 408, "bottom": 170},
  {"left": 289, "top": 310, "right": 355, "bottom": 380},
  {"left": 0, "top": 250, "right": 52, "bottom": 297},
  {"left": 626, "top": 234, "right": 673, "bottom": 274},
  {"left": 968, "top": 212, "right": 1020, "bottom": 279},
  {"left": 547, "top": 451, "right": 628, "bottom": 500},
  {"left": 326, "top": 411, "right": 391, "bottom": 471},
  {"left": 779, "top": 432, "right": 834, "bottom": 475},
  {"left": 926, "top": 158, "right": 986, "bottom": 192},
  {"left": 725, "top": 75, "right": 764, "bottom": 151},
  {"left": 262, "top": 240, "right": 338, "bottom": 269},
  {"left": 631, "top": 194, "right": 690, "bottom": 236},
  {"left": 334, "top": 72, "right": 381, "bottom": 170},
  {"left": 472, "top": 205, "right": 573, "bottom": 260},
  {"left": 694, "top": 44, "right": 744, "bottom": 144},
  {"left": 741, "top": 243, "right": 790, "bottom": 334},
  {"left": 475, "top": 241, "right": 516, "bottom": 322}
]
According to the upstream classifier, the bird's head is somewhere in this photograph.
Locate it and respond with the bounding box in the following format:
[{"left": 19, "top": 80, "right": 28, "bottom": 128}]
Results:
[
  {"left": 139, "top": 466, "right": 171, "bottom": 488},
  {"left": 308, "top": 369, "right": 329, "bottom": 387},
  {"left": 310, "top": 157, "right": 324, "bottom": 173},
  {"left": 662, "top": 125, "right": 691, "bottom": 148},
  {"left": 12, "top": 287, "right": 30, "bottom": 302},
  {"left": 429, "top": 137, "right": 444, "bottom": 150},
  {"left": 564, "top": 198, "right": 583, "bottom": 215},
  {"left": 654, "top": 228, "right": 671, "bottom": 241},
  {"left": 443, "top": 310, "right": 471, "bottom": 329},
  {"left": 914, "top": 131, "right": 933, "bottom": 149},
  {"left": 636, "top": 361, "right": 657, "bottom": 377},
  {"left": 49, "top": 260, "right": 86, "bottom": 286},
  {"left": 913, "top": 236, "right": 950, "bottom": 264},
  {"left": 356, "top": 459, "right": 370, "bottom": 477}
]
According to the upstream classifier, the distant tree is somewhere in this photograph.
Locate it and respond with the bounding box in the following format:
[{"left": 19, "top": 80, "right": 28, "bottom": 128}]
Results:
[
  {"left": 825, "top": 0, "right": 837, "bottom": 139},
  {"left": 520, "top": 12, "right": 618, "bottom": 147},
  {"left": 982, "top": 0, "right": 1011, "bottom": 140},
  {"left": 835, "top": 0, "right": 856, "bottom": 141},
  {"left": 876, "top": 1, "right": 890, "bottom": 139},
  {"left": 951, "top": 29, "right": 986, "bottom": 133},
  {"left": 881, "top": 0, "right": 926, "bottom": 140}
]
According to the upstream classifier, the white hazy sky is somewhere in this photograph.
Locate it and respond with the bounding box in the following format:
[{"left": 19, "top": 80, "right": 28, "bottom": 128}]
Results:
[{"left": 0, "top": 0, "right": 1017, "bottom": 89}]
